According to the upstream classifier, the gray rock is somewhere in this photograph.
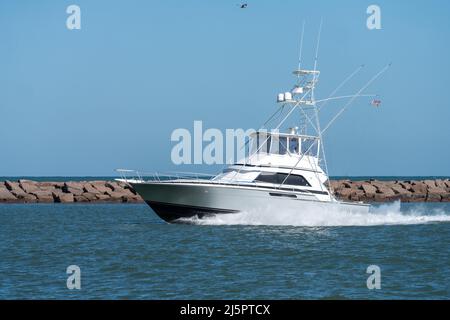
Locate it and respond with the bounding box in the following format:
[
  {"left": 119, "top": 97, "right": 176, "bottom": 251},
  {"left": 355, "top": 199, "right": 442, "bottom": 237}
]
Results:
[
  {"left": 17, "top": 193, "right": 38, "bottom": 202},
  {"left": 105, "top": 181, "right": 124, "bottom": 192},
  {"left": 0, "top": 184, "right": 17, "bottom": 202},
  {"left": 423, "top": 180, "right": 437, "bottom": 189},
  {"left": 32, "top": 191, "right": 54, "bottom": 203},
  {"left": 6, "top": 181, "right": 37, "bottom": 202},
  {"left": 329, "top": 180, "right": 343, "bottom": 191},
  {"left": 377, "top": 187, "right": 396, "bottom": 197},
  {"left": 350, "top": 190, "right": 365, "bottom": 201},
  {"left": 342, "top": 181, "right": 353, "bottom": 188},
  {"left": 445, "top": 180, "right": 450, "bottom": 189},
  {"left": 63, "top": 182, "right": 85, "bottom": 196},
  {"left": 410, "top": 182, "right": 428, "bottom": 194},
  {"left": 426, "top": 187, "right": 447, "bottom": 202},
  {"left": 361, "top": 183, "right": 377, "bottom": 196},
  {"left": 435, "top": 179, "right": 447, "bottom": 189},
  {"left": 52, "top": 192, "right": 74, "bottom": 203},
  {"left": 391, "top": 184, "right": 411, "bottom": 195},
  {"left": 82, "top": 192, "right": 98, "bottom": 201},
  {"left": 441, "top": 193, "right": 450, "bottom": 202},
  {"left": 399, "top": 182, "right": 413, "bottom": 191},
  {"left": 95, "top": 194, "right": 111, "bottom": 201},
  {"left": 83, "top": 183, "right": 99, "bottom": 194},
  {"left": 5, "top": 181, "right": 26, "bottom": 194},
  {"left": 74, "top": 195, "right": 89, "bottom": 202},
  {"left": 19, "top": 180, "right": 40, "bottom": 194},
  {"left": 91, "top": 181, "right": 111, "bottom": 194}
]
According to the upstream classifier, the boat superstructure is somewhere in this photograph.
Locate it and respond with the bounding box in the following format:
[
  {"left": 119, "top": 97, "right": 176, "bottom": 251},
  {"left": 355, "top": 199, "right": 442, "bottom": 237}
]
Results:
[{"left": 117, "top": 24, "right": 389, "bottom": 223}]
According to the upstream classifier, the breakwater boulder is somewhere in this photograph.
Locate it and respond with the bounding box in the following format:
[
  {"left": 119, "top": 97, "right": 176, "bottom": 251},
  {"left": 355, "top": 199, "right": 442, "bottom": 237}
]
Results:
[
  {"left": 331, "top": 179, "right": 450, "bottom": 203},
  {"left": 0, "top": 180, "right": 142, "bottom": 203}
]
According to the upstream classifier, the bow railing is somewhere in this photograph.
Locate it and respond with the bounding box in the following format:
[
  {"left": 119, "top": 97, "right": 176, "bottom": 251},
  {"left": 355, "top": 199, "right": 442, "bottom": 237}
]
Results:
[{"left": 115, "top": 169, "right": 215, "bottom": 183}]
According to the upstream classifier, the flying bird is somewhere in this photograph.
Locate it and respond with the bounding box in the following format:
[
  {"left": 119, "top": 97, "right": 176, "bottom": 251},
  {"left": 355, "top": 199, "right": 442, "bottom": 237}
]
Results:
[
  {"left": 371, "top": 99, "right": 382, "bottom": 107},
  {"left": 239, "top": 3, "right": 248, "bottom": 9}
]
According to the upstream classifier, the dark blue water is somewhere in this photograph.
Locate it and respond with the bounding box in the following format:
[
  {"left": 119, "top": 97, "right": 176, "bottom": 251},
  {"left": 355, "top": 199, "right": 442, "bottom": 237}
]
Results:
[{"left": 1, "top": 202, "right": 450, "bottom": 299}]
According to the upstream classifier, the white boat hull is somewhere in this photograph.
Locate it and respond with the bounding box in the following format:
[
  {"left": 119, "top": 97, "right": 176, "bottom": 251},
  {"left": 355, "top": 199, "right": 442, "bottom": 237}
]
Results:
[{"left": 131, "top": 181, "right": 370, "bottom": 223}]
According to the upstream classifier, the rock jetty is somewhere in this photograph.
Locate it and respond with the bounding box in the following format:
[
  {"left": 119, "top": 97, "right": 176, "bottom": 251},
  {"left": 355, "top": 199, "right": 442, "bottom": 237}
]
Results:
[
  {"left": 330, "top": 179, "right": 450, "bottom": 203},
  {"left": 0, "top": 179, "right": 449, "bottom": 203},
  {"left": 0, "top": 180, "right": 141, "bottom": 203}
]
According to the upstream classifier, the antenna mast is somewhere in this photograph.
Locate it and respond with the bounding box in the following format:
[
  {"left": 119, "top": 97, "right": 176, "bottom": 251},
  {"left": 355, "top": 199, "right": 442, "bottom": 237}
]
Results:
[{"left": 297, "top": 20, "right": 306, "bottom": 84}]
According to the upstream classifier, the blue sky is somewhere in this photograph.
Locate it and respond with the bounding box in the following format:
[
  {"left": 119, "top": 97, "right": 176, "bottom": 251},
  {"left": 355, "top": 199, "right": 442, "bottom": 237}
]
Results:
[{"left": 1, "top": 0, "right": 450, "bottom": 176}]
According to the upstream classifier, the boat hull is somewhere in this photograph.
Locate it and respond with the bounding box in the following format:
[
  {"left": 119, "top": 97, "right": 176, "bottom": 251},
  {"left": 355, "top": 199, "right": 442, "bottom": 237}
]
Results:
[
  {"left": 131, "top": 181, "right": 370, "bottom": 223},
  {"left": 144, "top": 200, "right": 239, "bottom": 222}
]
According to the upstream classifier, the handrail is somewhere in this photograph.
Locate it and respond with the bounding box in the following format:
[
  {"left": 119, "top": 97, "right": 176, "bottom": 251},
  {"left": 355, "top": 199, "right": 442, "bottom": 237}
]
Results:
[{"left": 115, "top": 169, "right": 215, "bottom": 183}]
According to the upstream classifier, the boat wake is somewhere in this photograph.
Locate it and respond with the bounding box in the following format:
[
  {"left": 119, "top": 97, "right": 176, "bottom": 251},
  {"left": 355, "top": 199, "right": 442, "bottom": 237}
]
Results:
[{"left": 178, "top": 201, "right": 450, "bottom": 227}]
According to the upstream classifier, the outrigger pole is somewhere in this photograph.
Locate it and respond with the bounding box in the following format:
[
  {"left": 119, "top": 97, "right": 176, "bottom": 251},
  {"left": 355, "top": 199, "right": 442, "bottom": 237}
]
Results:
[
  {"left": 316, "top": 64, "right": 365, "bottom": 113},
  {"left": 321, "top": 63, "right": 391, "bottom": 135},
  {"left": 316, "top": 94, "right": 376, "bottom": 104}
]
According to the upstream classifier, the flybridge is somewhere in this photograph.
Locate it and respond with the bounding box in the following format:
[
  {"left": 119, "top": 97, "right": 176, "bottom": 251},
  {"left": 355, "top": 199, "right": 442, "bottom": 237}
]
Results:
[{"left": 249, "top": 131, "right": 320, "bottom": 158}]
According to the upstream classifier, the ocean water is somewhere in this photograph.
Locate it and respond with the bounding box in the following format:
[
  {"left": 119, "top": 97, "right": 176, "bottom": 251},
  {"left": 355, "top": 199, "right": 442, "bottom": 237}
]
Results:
[{"left": 1, "top": 202, "right": 450, "bottom": 299}]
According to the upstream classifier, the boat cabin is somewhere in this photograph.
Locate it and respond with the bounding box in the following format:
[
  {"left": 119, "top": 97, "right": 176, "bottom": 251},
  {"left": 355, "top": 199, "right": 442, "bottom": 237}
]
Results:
[{"left": 211, "top": 129, "right": 327, "bottom": 190}]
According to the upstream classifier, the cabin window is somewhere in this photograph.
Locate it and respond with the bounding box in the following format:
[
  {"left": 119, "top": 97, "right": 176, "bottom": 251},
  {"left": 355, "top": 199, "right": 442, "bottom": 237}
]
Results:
[
  {"left": 279, "top": 137, "right": 288, "bottom": 155},
  {"left": 255, "top": 172, "right": 311, "bottom": 187},
  {"left": 301, "top": 138, "right": 319, "bottom": 156},
  {"left": 289, "top": 138, "right": 299, "bottom": 154},
  {"left": 250, "top": 135, "right": 258, "bottom": 155},
  {"left": 245, "top": 136, "right": 250, "bottom": 157},
  {"left": 270, "top": 136, "right": 279, "bottom": 154},
  {"left": 266, "top": 136, "right": 272, "bottom": 153},
  {"left": 257, "top": 133, "right": 270, "bottom": 153},
  {"left": 251, "top": 133, "right": 271, "bottom": 154},
  {"left": 250, "top": 134, "right": 318, "bottom": 156},
  {"left": 284, "top": 174, "right": 311, "bottom": 187}
]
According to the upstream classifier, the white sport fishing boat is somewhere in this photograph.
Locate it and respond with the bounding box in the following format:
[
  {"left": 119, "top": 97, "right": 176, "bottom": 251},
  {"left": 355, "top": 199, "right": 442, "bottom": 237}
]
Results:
[{"left": 117, "top": 26, "right": 388, "bottom": 223}]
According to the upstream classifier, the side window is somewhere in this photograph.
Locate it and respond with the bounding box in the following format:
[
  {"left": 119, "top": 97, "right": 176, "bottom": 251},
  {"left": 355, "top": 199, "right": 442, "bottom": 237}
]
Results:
[
  {"left": 301, "top": 138, "right": 318, "bottom": 156},
  {"left": 289, "top": 138, "right": 299, "bottom": 154},
  {"left": 256, "top": 133, "right": 270, "bottom": 153},
  {"left": 284, "top": 174, "right": 311, "bottom": 187},
  {"left": 255, "top": 173, "right": 311, "bottom": 187},
  {"left": 255, "top": 173, "right": 280, "bottom": 184},
  {"left": 279, "top": 137, "right": 287, "bottom": 155}
]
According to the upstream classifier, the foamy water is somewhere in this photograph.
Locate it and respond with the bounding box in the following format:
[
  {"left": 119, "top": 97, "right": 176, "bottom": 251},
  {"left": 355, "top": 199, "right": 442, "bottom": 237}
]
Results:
[{"left": 179, "top": 201, "right": 450, "bottom": 227}]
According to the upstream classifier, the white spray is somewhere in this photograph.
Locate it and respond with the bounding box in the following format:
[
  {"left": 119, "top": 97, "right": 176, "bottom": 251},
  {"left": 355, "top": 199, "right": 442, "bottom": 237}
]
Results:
[{"left": 179, "top": 201, "right": 450, "bottom": 227}]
